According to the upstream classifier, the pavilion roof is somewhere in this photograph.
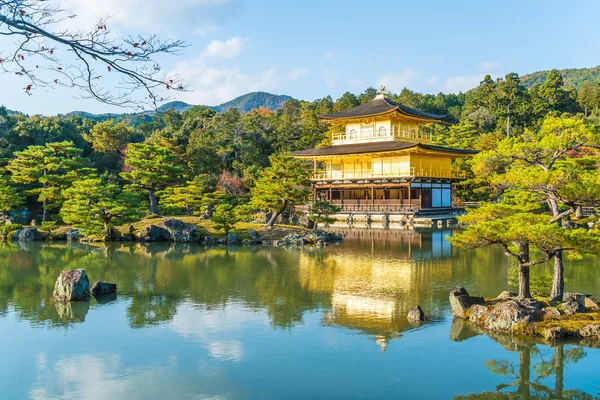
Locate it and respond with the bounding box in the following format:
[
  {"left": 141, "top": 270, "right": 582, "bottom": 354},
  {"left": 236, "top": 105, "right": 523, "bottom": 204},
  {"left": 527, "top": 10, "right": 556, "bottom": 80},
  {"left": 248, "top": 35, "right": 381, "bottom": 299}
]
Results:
[
  {"left": 292, "top": 141, "right": 478, "bottom": 158},
  {"left": 319, "top": 96, "right": 446, "bottom": 122}
]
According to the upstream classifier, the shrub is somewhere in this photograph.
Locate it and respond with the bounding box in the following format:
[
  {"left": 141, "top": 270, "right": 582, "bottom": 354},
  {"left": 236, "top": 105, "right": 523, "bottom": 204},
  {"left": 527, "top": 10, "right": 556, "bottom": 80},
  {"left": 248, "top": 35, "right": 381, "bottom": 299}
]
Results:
[{"left": 1, "top": 224, "right": 23, "bottom": 237}]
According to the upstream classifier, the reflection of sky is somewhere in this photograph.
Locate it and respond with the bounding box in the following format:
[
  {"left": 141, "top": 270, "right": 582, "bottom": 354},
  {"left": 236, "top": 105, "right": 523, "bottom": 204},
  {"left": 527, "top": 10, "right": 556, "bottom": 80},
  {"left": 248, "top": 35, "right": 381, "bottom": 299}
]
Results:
[{"left": 2, "top": 297, "right": 600, "bottom": 399}]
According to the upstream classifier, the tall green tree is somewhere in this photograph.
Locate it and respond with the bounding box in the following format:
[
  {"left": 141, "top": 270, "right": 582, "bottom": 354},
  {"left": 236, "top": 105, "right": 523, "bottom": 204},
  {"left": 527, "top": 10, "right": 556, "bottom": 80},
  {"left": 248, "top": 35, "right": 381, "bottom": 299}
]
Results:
[
  {"left": 120, "top": 143, "right": 185, "bottom": 215},
  {"left": 472, "top": 116, "right": 600, "bottom": 300},
  {"left": 0, "top": 180, "right": 23, "bottom": 218},
  {"left": 250, "top": 153, "right": 310, "bottom": 228},
  {"left": 577, "top": 81, "right": 600, "bottom": 117},
  {"left": 308, "top": 201, "right": 341, "bottom": 230},
  {"left": 83, "top": 119, "right": 133, "bottom": 154},
  {"left": 8, "top": 141, "right": 87, "bottom": 221},
  {"left": 61, "top": 177, "right": 142, "bottom": 238},
  {"left": 159, "top": 175, "right": 215, "bottom": 216},
  {"left": 452, "top": 200, "right": 600, "bottom": 299}
]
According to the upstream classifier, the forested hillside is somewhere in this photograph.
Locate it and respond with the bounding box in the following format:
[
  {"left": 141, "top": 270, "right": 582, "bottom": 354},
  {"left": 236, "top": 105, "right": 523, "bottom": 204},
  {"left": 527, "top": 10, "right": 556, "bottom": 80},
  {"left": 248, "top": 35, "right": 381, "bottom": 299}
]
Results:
[
  {"left": 2, "top": 68, "right": 600, "bottom": 225},
  {"left": 521, "top": 66, "right": 600, "bottom": 89}
]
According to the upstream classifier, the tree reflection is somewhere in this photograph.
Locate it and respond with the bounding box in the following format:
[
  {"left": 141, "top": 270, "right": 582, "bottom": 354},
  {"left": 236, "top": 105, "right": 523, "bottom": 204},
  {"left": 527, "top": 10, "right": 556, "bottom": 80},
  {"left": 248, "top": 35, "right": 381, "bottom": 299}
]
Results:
[{"left": 454, "top": 326, "right": 594, "bottom": 399}]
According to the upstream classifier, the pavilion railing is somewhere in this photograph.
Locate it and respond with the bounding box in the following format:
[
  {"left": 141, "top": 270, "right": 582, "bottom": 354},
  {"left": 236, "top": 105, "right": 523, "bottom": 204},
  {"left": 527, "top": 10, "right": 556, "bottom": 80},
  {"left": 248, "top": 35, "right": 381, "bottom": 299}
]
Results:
[{"left": 311, "top": 168, "right": 465, "bottom": 180}]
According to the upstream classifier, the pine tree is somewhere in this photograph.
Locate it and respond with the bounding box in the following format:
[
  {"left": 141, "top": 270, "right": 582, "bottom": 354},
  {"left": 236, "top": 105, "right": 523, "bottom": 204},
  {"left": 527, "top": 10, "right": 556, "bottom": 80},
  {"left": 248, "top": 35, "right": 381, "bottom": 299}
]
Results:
[
  {"left": 250, "top": 153, "right": 310, "bottom": 228},
  {"left": 61, "top": 177, "right": 142, "bottom": 238},
  {"left": 120, "top": 143, "right": 184, "bottom": 215},
  {"left": 8, "top": 141, "right": 87, "bottom": 221}
]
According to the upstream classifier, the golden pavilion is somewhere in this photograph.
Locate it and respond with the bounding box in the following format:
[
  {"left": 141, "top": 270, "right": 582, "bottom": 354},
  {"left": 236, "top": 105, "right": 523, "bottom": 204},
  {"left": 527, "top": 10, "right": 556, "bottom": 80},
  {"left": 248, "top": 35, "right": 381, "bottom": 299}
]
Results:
[{"left": 292, "top": 91, "right": 476, "bottom": 216}]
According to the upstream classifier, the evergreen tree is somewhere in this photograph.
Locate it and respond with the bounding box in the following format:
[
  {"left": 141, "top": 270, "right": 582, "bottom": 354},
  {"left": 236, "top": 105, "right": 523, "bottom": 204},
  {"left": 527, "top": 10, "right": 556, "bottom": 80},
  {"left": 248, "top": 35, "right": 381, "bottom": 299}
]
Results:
[
  {"left": 8, "top": 141, "right": 87, "bottom": 221},
  {"left": 120, "top": 143, "right": 185, "bottom": 215},
  {"left": 0, "top": 180, "right": 23, "bottom": 218},
  {"left": 211, "top": 203, "right": 238, "bottom": 237},
  {"left": 250, "top": 154, "right": 311, "bottom": 228},
  {"left": 308, "top": 201, "right": 341, "bottom": 230},
  {"left": 61, "top": 177, "right": 142, "bottom": 238},
  {"left": 577, "top": 81, "right": 600, "bottom": 116}
]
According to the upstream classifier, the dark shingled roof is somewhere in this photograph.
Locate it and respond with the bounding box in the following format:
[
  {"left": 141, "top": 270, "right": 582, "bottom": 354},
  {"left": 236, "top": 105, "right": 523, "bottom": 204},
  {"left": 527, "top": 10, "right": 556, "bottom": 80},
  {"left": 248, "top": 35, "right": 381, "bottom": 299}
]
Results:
[
  {"left": 319, "top": 96, "right": 446, "bottom": 122},
  {"left": 292, "top": 141, "right": 478, "bottom": 157}
]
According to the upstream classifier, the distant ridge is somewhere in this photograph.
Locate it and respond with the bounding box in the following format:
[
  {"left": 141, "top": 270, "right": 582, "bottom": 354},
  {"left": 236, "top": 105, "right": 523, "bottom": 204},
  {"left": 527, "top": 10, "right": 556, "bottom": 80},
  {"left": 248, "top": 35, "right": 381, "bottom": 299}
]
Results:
[
  {"left": 157, "top": 91, "right": 294, "bottom": 114},
  {"left": 521, "top": 65, "right": 600, "bottom": 89}
]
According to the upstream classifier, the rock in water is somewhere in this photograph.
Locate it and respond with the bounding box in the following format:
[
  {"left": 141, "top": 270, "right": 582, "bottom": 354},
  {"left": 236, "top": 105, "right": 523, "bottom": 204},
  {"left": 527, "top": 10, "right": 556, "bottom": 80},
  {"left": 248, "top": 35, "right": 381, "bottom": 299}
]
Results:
[
  {"left": 65, "top": 228, "right": 80, "bottom": 241},
  {"left": 483, "top": 299, "right": 540, "bottom": 331},
  {"left": 469, "top": 304, "right": 489, "bottom": 323},
  {"left": 53, "top": 269, "right": 91, "bottom": 302},
  {"left": 227, "top": 232, "right": 239, "bottom": 245},
  {"left": 138, "top": 224, "right": 171, "bottom": 242},
  {"left": 407, "top": 306, "right": 425, "bottom": 321},
  {"left": 578, "top": 324, "right": 600, "bottom": 339},
  {"left": 248, "top": 230, "right": 261, "bottom": 241},
  {"left": 449, "top": 287, "right": 484, "bottom": 318},
  {"left": 10, "top": 228, "right": 41, "bottom": 241},
  {"left": 91, "top": 281, "right": 117, "bottom": 296},
  {"left": 544, "top": 327, "right": 565, "bottom": 341}
]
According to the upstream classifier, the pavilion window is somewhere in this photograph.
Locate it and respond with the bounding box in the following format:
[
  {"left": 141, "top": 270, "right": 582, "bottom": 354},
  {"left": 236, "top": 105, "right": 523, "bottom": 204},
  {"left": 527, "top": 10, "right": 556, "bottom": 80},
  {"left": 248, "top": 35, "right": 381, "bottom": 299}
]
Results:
[
  {"left": 360, "top": 124, "right": 374, "bottom": 138},
  {"left": 378, "top": 126, "right": 387, "bottom": 137},
  {"left": 348, "top": 129, "right": 357, "bottom": 139}
]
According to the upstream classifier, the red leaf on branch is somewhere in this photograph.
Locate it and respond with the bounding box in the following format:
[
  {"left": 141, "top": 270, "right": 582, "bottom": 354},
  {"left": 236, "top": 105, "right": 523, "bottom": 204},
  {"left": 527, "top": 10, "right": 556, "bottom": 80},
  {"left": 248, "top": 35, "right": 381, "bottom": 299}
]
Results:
[
  {"left": 142, "top": 41, "right": 147, "bottom": 46},
  {"left": 54, "top": 79, "right": 58, "bottom": 83},
  {"left": 166, "top": 84, "right": 170, "bottom": 89},
  {"left": 19, "top": 10, "right": 25, "bottom": 15},
  {"left": 57, "top": 67, "right": 62, "bottom": 70},
  {"left": 133, "top": 43, "right": 140, "bottom": 48},
  {"left": 107, "top": 66, "right": 111, "bottom": 72},
  {"left": 126, "top": 51, "right": 133, "bottom": 56},
  {"left": 25, "top": 85, "right": 32, "bottom": 91}
]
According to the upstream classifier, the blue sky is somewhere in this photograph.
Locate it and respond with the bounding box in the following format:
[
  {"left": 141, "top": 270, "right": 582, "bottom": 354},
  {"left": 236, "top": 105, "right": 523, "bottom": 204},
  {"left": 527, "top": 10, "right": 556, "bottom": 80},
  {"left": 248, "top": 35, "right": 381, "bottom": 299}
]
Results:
[{"left": 2, "top": 0, "right": 600, "bottom": 115}]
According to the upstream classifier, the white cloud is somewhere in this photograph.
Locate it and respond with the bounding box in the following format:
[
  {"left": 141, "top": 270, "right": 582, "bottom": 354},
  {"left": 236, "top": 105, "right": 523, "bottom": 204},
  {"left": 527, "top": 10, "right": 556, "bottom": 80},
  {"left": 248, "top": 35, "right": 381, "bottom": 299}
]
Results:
[
  {"left": 170, "top": 53, "right": 279, "bottom": 105},
  {"left": 323, "top": 50, "right": 336, "bottom": 60},
  {"left": 348, "top": 79, "right": 365, "bottom": 88},
  {"left": 377, "top": 69, "right": 420, "bottom": 93},
  {"left": 480, "top": 61, "right": 501, "bottom": 72},
  {"left": 288, "top": 67, "right": 310, "bottom": 81},
  {"left": 324, "top": 69, "right": 337, "bottom": 88},
  {"left": 201, "top": 37, "right": 247, "bottom": 59},
  {"left": 442, "top": 74, "right": 484, "bottom": 93}
]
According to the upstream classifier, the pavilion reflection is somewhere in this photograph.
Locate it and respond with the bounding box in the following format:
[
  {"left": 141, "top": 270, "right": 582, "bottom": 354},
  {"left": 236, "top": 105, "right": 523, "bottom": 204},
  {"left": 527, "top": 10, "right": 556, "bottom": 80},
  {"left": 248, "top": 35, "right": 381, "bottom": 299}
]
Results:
[{"left": 299, "top": 228, "right": 455, "bottom": 350}]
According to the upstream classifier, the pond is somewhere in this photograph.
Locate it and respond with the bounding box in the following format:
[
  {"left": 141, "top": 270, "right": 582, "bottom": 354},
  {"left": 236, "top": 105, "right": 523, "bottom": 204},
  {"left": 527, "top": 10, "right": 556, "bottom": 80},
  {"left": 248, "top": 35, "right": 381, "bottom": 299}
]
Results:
[{"left": 1, "top": 229, "right": 599, "bottom": 399}]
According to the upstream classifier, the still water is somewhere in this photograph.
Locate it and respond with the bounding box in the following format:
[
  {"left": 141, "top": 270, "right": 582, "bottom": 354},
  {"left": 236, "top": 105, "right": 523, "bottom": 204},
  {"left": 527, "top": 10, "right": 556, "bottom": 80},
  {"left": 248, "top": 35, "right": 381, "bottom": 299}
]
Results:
[{"left": 1, "top": 229, "right": 599, "bottom": 399}]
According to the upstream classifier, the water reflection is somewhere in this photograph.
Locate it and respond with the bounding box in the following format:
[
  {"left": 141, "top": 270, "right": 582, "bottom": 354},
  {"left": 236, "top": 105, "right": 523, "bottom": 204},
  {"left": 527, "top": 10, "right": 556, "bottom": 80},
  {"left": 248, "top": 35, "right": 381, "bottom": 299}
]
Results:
[{"left": 452, "top": 321, "right": 597, "bottom": 399}]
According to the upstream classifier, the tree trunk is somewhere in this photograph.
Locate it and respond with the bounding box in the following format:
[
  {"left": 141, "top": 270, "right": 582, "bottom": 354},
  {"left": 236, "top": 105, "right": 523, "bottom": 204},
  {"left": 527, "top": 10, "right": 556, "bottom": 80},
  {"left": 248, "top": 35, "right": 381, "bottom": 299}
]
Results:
[
  {"left": 42, "top": 197, "right": 49, "bottom": 222},
  {"left": 550, "top": 252, "right": 564, "bottom": 301},
  {"left": 548, "top": 199, "right": 564, "bottom": 301},
  {"left": 148, "top": 189, "right": 159, "bottom": 215},
  {"left": 518, "top": 242, "right": 532, "bottom": 299},
  {"left": 517, "top": 348, "right": 532, "bottom": 399},
  {"left": 575, "top": 205, "right": 582, "bottom": 219},
  {"left": 554, "top": 345, "right": 564, "bottom": 399},
  {"left": 104, "top": 220, "right": 111, "bottom": 240},
  {"left": 265, "top": 199, "right": 287, "bottom": 228},
  {"left": 518, "top": 264, "right": 532, "bottom": 299}
]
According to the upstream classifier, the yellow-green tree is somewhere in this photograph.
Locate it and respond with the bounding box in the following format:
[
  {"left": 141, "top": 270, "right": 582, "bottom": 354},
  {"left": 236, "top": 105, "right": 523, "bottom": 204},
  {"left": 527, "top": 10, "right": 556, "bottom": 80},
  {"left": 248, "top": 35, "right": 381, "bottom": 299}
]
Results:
[
  {"left": 250, "top": 153, "right": 310, "bottom": 228},
  {"left": 471, "top": 116, "right": 600, "bottom": 300},
  {"left": 120, "top": 143, "right": 184, "bottom": 215},
  {"left": 61, "top": 177, "right": 143, "bottom": 238},
  {"left": 451, "top": 199, "right": 600, "bottom": 299},
  {"left": 8, "top": 141, "right": 87, "bottom": 221}
]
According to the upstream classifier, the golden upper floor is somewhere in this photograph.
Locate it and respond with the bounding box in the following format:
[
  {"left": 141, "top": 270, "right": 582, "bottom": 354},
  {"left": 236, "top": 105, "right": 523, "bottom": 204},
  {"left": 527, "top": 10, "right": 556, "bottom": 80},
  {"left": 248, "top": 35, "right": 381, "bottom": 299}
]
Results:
[{"left": 320, "top": 93, "right": 446, "bottom": 146}]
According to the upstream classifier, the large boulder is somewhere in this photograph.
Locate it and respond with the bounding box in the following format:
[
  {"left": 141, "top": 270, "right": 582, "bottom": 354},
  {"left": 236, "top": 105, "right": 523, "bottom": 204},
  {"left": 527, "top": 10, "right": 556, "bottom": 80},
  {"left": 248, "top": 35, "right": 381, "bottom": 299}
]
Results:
[
  {"left": 9, "top": 227, "right": 41, "bottom": 241},
  {"left": 227, "top": 232, "right": 239, "bottom": 245},
  {"left": 91, "top": 281, "right": 117, "bottom": 296},
  {"left": 278, "top": 233, "right": 305, "bottom": 246},
  {"left": 53, "top": 269, "right": 91, "bottom": 302},
  {"left": 584, "top": 296, "right": 600, "bottom": 310},
  {"left": 449, "top": 287, "right": 484, "bottom": 318},
  {"left": 138, "top": 224, "right": 171, "bottom": 242},
  {"left": 469, "top": 304, "right": 489, "bottom": 323},
  {"left": 248, "top": 230, "right": 261, "bottom": 241},
  {"left": 563, "top": 300, "right": 585, "bottom": 315},
  {"left": 407, "top": 305, "right": 425, "bottom": 322},
  {"left": 305, "top": 230, "right": 329, "bottom": 244},
  {"left": 65, "top": 228, "right": 80, "bottom": 241},
  {"left": 544, "top": 327, "right": 565, "bottom": 341},
  {"left": 578, "top": 324, "right": 600, "bottom": 339},
  {"left": 495, "top": 290, "right": 517, "bottom": 300},
  {"left": 156, "top": 218, "right": 197, "bottom": 242},
  {"left": 541, "top": 306, "right": 561, "bottom": 320},
  {"left": 483, "top": 299, "right": 540, "bottom": 331}
]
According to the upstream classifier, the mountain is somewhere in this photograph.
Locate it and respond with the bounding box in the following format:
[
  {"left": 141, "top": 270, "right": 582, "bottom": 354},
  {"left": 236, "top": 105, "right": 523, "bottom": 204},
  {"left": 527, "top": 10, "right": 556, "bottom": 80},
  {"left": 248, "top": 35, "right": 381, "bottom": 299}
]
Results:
[
  {"left": 157, "top": 92, "right": 294, "bottom": 114},
  {"left": 213, "top": 92, "right": 293, "bottom": 112},
  {"left": 521, "top": 65, "right": 600, "bottom": 89}
]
